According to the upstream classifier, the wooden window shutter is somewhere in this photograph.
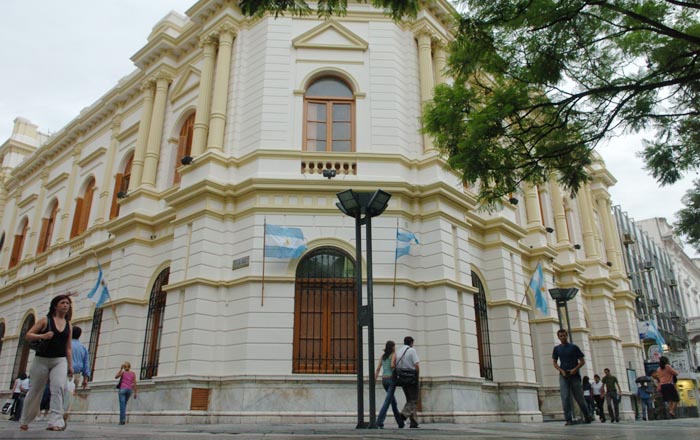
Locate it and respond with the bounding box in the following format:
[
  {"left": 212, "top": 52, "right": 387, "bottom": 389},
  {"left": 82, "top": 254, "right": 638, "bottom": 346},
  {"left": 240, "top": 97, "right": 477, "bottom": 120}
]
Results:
[
  {"left": 9, "top": 234, "right": 23, "bottom": 268},
  {"left": 70, "top": 198, "right": 83, "bottom": 238},
  {"left": 110, "top": 174, "right": 123, "bottom": 220},
  {"left": 36, "top": 218, "right": 49, "bottom": 254},
  {"left": 79, "top": 182, "right": 95, "bottom": 234},
  {"left": 190, "top": 388, "right": 210, "bottom": 411}
]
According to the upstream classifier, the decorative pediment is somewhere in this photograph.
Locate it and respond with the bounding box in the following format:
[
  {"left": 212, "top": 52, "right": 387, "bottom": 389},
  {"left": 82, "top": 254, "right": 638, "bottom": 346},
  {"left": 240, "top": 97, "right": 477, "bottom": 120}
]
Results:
[
  {"left": 292, "top": 20, "right": 368, "bottom": 51},
  {"left": 170, "top": 65, "right": 202, "bottom": 103}
]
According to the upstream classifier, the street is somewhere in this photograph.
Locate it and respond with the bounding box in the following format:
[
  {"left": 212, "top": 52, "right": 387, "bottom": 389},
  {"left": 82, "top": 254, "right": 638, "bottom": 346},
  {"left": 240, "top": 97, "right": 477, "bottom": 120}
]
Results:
[{"left": 1, "top": 418, "right": 699, "bottom": 439}]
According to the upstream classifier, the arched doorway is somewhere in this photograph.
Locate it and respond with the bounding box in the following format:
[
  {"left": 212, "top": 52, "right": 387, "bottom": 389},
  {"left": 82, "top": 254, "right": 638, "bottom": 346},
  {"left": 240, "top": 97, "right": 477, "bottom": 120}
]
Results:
[{"left": 293, "top": 247, "right": 356, "bottom": 374}]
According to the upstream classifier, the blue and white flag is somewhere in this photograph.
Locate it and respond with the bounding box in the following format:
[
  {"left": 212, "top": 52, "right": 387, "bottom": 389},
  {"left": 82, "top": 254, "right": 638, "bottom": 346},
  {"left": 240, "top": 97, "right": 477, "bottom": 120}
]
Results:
[
  {"left": 87, "top": 264, "right": 110, "bottom": 308},
  {"left": 264, "top": 224, "right": 307, "bottom": 259},
  {"left": 529, "top": 262, "right": 548, "bottom": 315},
  {"left": 395, "top": 230, "right": 419, "bottom": 260},
  {"left": 639, "top": 320, "right": 666, "bottom": 354}
]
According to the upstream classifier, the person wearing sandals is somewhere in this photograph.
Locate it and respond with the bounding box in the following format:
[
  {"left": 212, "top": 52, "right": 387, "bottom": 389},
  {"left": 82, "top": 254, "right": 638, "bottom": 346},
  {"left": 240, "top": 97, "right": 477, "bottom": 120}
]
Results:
[
  {"left": 653, "top": 356, "right": 680, "bottom": 418},
  {"left": 19, "top": 294, "right": 74, "bottom": 432},
  {"left": 373, "top": 340, "right": 404, "bottom": 429},
  {"left": 115, "top": 362, "right": 138, "bottom": 424}
]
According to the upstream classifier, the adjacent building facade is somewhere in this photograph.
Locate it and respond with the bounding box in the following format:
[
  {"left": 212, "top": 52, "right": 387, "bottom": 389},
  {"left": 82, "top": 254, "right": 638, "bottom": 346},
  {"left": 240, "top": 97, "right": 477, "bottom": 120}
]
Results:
[{"left": 0, "top": 0, "right": 647, "bottom": 424}]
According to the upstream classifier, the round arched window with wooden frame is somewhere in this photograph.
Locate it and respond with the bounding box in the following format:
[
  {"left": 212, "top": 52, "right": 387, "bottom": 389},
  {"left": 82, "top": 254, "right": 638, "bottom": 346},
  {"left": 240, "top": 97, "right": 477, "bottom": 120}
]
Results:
[
  {"left": 303, "top": 77, "right": 355, "bottom": 152},
  {"left": 10, "top": 314, "right": 35, "bottom": 386},
  {"left": 293, "top": 247, "right": 356, "bottom": 374},
  {"left": 174, "top": 112, "right": 195, "bottom": 184}
]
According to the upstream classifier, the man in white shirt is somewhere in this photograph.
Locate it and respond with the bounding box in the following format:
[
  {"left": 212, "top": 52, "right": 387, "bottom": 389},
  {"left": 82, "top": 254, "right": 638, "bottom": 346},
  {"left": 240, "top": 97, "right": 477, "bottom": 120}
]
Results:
[{"left": 396, "top": 336, "right": 420, "bottom": 428}]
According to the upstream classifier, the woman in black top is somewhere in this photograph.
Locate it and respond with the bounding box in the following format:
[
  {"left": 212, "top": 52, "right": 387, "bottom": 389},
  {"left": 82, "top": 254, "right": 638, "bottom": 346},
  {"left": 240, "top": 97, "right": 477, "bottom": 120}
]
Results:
[{"left": 19, "top": 294, "right": 73, "bottom": 432}]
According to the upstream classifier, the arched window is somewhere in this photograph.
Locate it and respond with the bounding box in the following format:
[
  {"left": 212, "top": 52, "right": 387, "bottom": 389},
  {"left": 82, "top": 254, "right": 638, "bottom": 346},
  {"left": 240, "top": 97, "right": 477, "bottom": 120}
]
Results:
[
  {"left": 472, "top": 271, "right": 493, "bottom": 381},
  {"left": 293, "top": 247, "right": 356, "bottom": 373},
  {"left": 304, "top": 77, "right": 354, "bottom": 152},
  {"left": 141, "top": 267, "right": 169, "bottom": 380},
  {"left": 11, "top": 314, "right": 35, "bottom": 386},
  {"left": 110, "top": 153, "right": 133, "bottom": 220},
  {"left": 174, "top": 113, "right": 195, "bottom": 184},
  {"left": 9, "top": 218, "right": 28, "bottom": 269},
  {"left": 87, "top": 307, "right": 103, "bottom": 380},
  {"left": 71, "top": 177, "right": 96, "bottom": 238},
  {"left": 37, "top": 200, "right": 59, "bottom": 254}
]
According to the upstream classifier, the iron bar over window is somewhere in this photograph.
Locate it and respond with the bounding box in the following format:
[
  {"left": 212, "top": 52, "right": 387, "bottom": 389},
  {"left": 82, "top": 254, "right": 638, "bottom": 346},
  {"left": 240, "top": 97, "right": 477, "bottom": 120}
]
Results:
[
  {"left": 141, "top": 267, "right": 169, "bottom": 380},
  {"left": 472, "top": 272, "right": 493, "bottom": 381},
  {"left": 293, "top": 248, "right": 356, "bottom": 373}
]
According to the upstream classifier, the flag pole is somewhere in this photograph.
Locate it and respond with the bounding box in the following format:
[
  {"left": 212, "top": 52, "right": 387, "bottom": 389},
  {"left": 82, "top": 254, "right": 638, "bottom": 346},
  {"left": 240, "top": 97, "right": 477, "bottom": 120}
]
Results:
[
  {"left": 513, "top": 280, "right": 531, "bottom": 325},
  {"left": 92, "top": 250, "right": 119, "bottom": 325},
  {"left": 261, "top": 217, "right": 267, "bottom": 306},
  {"left": 392, "top": 218, "right": 399, "bottom": 307}
]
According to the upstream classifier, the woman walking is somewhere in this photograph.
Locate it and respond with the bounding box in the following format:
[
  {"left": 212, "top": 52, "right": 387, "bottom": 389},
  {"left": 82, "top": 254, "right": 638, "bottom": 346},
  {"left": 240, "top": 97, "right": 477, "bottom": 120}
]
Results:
[
  {"left": 373, "top": 340, "right": 404, "bottom": 429},
  {"left": 19, "top": 294, "right": 73, "bottom": 431},
  {"left": 654, "top": 356, "right": 680, "bottom": 418},
  {"left": 115, "top": 361, "right": 138, "bottom": 424}
]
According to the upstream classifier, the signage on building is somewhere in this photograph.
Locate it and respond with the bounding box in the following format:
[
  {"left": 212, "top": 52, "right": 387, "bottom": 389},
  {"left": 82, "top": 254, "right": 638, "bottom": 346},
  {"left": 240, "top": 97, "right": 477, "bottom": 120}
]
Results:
[{"left": 232, "top": 256, "right": 250, "bottom": 271}]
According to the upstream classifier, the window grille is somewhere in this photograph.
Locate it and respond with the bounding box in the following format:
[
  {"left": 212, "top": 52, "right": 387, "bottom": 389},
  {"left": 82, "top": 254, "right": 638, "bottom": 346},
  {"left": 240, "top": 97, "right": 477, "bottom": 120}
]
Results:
[
  {"left": 141, "top": 267, "right": 169, "bottom": 380},
  {"left": 88, "top": 307, "right": 103, "bottom": 380},
  {"left": 472, "top": 272, "right": 493, "bottom": 381},
  {"left": 293, "top": 248, "right": 356, "bottom": 374}
]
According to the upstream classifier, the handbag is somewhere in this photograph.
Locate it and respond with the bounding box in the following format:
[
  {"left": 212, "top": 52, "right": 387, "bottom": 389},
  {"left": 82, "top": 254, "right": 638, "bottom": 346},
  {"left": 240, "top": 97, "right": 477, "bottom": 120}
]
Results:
[
  {"left": 28, "top": 317, "right": 52, "bottom": 353},
  {"left": 393, "top": 348, "right": 418, "bottom": 387},
  {"left": 116, "top": 375, "right": 123, "bottom": 389}
]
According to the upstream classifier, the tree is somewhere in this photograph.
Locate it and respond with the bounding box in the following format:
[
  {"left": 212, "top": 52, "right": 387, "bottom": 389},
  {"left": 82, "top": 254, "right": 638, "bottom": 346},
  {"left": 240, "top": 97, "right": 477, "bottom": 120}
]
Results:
[
  {"left": 675, "top": 179, "right": 700, "bottom": 251},
  {"left": 240, "top": 1, "right": 700, "bottom": 241}
]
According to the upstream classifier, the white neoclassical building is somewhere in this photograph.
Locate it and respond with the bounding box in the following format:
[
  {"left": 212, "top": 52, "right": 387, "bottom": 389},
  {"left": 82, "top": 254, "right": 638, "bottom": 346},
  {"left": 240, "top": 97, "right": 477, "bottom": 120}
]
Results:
[{"left": 0, "top": 0, "right": 643, "bottom": 424}]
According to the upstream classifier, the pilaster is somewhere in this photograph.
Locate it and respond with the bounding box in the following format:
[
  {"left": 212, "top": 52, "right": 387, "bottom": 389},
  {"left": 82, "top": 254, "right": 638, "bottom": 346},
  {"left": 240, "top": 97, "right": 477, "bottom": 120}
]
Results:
[
  {"left": 206, "top": 27, "right": 236, "bottom": 153},
  {"left": 129, "top": 83, "right": 155, "bottom": 191},
  {"left": 26, "top": 170, "right": 50, "bottom": 257},
  {"left": 191, "top": 37, "right": 216, "bottom": 157},
  {"left": 416, "top": 29, "right": 435, "bottom": 152},
  {"left": 56, "top": 143, "right": 82, "bottom": 244},
  {"left": 142, "top": 71, "right": 173, "bottom": 189},
  {"left": 96, "top": 113, "right": 123, "bottom": 224}
]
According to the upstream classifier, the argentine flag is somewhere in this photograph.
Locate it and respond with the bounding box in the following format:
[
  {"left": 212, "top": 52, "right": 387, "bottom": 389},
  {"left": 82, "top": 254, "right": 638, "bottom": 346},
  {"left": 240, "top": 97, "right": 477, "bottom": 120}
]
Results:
[
  {"left": 265, "top": 224, "right": 307, "bottom": 259},
  {"left": 395, "top": 230, "right": 419, "bottom": 260},
  {"left": 529, "top": 262, "right": 548, "bottom": 315},
  {"left": 87, "top": 264, "right": 110, "bottom": 308},
  {"left": 639, "top": 320, "right": 666, "bottom": 354}
]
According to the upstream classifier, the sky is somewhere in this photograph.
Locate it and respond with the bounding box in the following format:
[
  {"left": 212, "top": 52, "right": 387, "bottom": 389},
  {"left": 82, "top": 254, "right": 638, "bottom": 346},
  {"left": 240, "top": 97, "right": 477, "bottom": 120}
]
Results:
[{"left": 1, "top": 0, "right": 698, "bottom": 258}]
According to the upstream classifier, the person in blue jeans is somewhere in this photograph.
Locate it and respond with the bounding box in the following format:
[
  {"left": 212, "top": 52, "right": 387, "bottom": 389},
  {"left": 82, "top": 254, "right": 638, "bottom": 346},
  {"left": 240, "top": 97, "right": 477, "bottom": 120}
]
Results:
[
  {"left": 552, "top": 329, "right": 593, "bottom": 425},
  {"left": 373, "top": 340, "right": 404, "bottom": 429},
  {"left": 637, "top": 380, "right": 654, "bottom": 421},
  {"left": 115, "top": 362, "right": 138, "bottom": 425}
]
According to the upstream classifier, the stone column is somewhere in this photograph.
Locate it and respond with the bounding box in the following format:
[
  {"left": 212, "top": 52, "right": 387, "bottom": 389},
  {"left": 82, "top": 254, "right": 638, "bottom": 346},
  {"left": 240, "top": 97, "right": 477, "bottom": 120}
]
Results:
[
  {"left": 191, "top": 38, "right": 217, "bottom": 156},
  {"left": 56, "top": 145, "right": 82, "bottom": 243},
  {"left": 417, "top": 30, "right": 435, "bottom": 152},
  {"left": 576, "top": 186, "right": 599, "bottom": 258},
  {"left": 96, "top": 114, "right": 122, "bottom": 223},
  {"left": 27, "top": 171, "right": 49, "bottom": 256},
  {"left": 129, "top": 83, "right": 155, "bottom": 191},
  {"left": 596, "top": 194, "right": 623, "bottom": 273},
  {"left": 206, "top": 28, "right": 235, "bottom": 153},
  {"left": 142, "top": 74, "right": 171, "bottom": 189},
  {"left": 524, "top": 183, "right": 541, "bottom": 228},
  {"left": 549, "top": 179, "right": 570, "bottom": 245},
  {"left": 433, "top": 41, "right": 447, "bottom": 85}
]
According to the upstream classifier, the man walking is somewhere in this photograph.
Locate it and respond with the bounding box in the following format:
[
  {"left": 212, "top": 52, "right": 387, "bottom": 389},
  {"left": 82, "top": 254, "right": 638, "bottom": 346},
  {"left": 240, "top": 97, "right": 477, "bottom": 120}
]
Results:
[
  {"left": 602, "top": 368, "right": 622, "bottom": 422},
  {"left": 70, "top": 326, "right": 91, "bottom": 390},
  {"left": 552, "top": 329, "right": 593, "bottom": 425},
  {"left": 396, "top": 336, "right": 420, "bottom": 429}
]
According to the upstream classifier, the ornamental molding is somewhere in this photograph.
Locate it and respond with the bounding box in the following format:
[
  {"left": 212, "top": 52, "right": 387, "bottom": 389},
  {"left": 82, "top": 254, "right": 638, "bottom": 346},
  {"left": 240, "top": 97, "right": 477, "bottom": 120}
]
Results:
[
  {"left": 77, "top": 147, "right": 107, "bottom": 169},
  {"left": 46, "top": 172, "right": 69, "bottom": 191},
  {"left": 292, "top": 20, "right": 368, "bottom": 51},
  {"left": 170, "top": 65, "right": 202, "bottom": 103},
  {"left": 18, "top": 193, "right": 38, "bottom": 209}
]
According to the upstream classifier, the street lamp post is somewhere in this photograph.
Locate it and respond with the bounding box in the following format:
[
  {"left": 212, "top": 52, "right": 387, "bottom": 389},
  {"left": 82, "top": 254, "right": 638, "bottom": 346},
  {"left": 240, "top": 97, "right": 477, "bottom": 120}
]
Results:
[
  {"left": 549, "top": 288, "right": 579, "bottom": 341},
  {"left": 336, "top": 189, "right": 391, "bottom": 429}
]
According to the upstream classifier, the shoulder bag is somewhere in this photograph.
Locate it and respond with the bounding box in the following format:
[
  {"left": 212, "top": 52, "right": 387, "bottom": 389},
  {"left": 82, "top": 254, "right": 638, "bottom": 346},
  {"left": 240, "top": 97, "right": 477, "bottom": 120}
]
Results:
[
  {"left": 28, "top": 317, "right": 52, "bottom": 353},
  {"left": 393, "top": 347, "right": 418, "bottom": 387}
]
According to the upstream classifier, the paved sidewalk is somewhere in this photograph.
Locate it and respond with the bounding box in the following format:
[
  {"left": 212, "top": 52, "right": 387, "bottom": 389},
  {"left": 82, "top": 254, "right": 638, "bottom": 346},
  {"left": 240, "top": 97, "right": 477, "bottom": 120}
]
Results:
[{"left": 1, "top": 417, "right": 699, "bottom": 439}]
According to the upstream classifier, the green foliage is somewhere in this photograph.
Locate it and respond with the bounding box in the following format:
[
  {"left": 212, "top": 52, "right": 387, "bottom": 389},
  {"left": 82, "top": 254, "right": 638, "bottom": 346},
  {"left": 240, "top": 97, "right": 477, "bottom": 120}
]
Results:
[
  {"left": 424, "top": 0, "right": 700, "bottom": 205},
  {"left": 675, "top": 180, "right": 700, "bottom": 253},
  {"left": 238, "top": 0, "right": 419, "bottom": 20}
]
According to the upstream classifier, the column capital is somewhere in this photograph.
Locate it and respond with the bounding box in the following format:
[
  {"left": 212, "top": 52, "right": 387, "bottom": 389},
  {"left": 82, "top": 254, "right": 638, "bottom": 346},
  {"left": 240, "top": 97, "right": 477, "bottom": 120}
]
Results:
[
  {"left": 72, "top": 143, "right": 83, "bottom": 159},
  {"left": 39, "top": 169, "right": 50, "bottom": 182},
  {"left": 198, "top": 34, "right": 218, "bottom": 49}
]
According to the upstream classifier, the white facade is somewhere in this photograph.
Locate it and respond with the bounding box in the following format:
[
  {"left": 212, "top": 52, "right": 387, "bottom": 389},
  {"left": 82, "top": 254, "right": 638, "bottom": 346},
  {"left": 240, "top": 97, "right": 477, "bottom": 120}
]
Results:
[{"left": 0, "top": 0, "right": 643, "bottom": 424}]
